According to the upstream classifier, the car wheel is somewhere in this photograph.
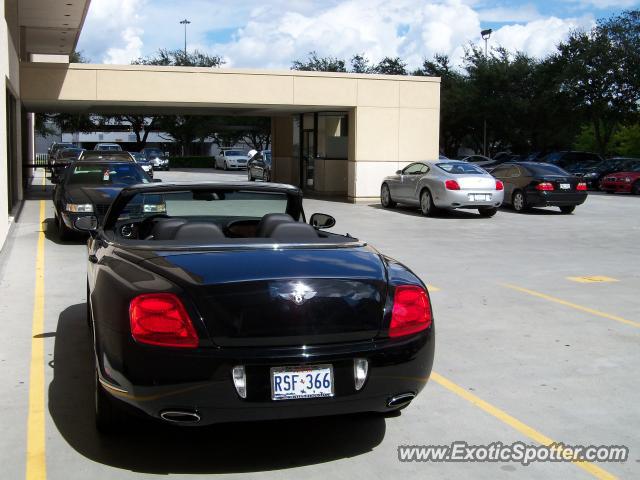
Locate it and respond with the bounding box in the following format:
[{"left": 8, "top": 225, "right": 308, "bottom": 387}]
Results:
[
  {"left": 381, "top": 184, "right": 396, "bottom": 208},
  {"left": 478, "top": 207, "right": 497, "bottom": 217},
  {"left": 224, "top": 161, "right": 228, "bottom": 171},
  {"left": 264, "top": 170, "right": 271, "bottom": 182},
  {"left": 631, "top": 181, "right": 640, "bottom": 195},
  {"left": 560, "top": 205, "right": 576, "bottom": 214},
  {"left": 57, "top": 213, "right": 71, "bottom": 241},
  {"left": 248, "top": 170, "right": 255, "bottom": 181},
  {"left": 419, "top": 189, "right": 436, "bottom": 217},
  {"left": 512, "top": 190, "right": 527, "bottom": 213}
]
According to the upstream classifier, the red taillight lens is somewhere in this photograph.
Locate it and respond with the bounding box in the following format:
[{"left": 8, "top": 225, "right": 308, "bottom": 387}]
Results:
[
  {"left": 445, "top": 179, "right": 460, "bottom": 190},
  {"left": 495, "top": 180, "right": 504, "bottom": 191},
  {"left": 577, "top": 182, "right": 587, "bottom": 191},
  {"left": 129, "top": 293, "right": 198, "bottom": 348},
  {"left": 535, "top": 182, "right": 554, "bottom": 191},
  {"left": 389, "top": 285, "right": 432, "bottom": 338}
]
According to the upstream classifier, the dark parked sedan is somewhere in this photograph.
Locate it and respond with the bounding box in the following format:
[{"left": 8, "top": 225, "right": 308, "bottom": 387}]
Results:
[
  {"left": 247, "top": 150, "right": 272, "bottom": 182},
  {"left": 52, "top": 160, "right": 156, "bottom": 239},
  {"left": 50, "top": 147, "right": 84, "bottom": 181},
  {"left": 78, "top": 182, "right": 435, "bottom": 432},
  {"left": 492, "top": 162, "right": 588, "bottom": 214}
]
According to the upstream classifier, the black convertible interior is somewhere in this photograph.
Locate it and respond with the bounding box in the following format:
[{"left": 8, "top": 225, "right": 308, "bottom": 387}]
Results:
[{"left": 114, "top": 213, "right": 354, "bottom": 245}]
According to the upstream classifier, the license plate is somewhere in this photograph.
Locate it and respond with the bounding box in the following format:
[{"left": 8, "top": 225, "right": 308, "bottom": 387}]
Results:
[
  {"left": 560, "top": 183, "right": 570, "bottom": 190},
  {"left": 469, "top": 194, "right": 490, "bottom": 202},
  {"left": 271, "top": 365, "right": 334, "bottom": 401}
]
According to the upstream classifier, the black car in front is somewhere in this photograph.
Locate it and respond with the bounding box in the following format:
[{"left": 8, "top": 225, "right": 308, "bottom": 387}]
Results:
[
  {"left": 52, "top": 160, "right": 157, "bottom": 239},
  {"left": 81, "top": 183, "right": 435, "bottom": 431},
  {"left": 492, "top": 162, "right": 588, "bottom": 213}
]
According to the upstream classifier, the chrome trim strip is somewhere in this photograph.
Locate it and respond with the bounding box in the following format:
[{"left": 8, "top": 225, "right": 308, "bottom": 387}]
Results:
[{"left": 98, "top": 377, "right": 128, "bottom": 394}]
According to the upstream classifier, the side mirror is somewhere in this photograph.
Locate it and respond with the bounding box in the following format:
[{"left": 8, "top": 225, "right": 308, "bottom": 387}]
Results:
[
  {"left": 310, "top": 213, "right": 336, "bottom": 230},
  {"left": 152, "top": 178, "right": 162, "bottom": 183},
  {"left": 395, "top": 170, "right": 402, "bottom": 175},
  {"left": 74, "top": 215, "right": 98, "bottom": 232}
]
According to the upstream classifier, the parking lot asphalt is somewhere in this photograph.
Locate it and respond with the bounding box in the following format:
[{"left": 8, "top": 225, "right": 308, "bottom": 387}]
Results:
[{"left": 1, "top": 168, "right": 638, "bottom": 480}]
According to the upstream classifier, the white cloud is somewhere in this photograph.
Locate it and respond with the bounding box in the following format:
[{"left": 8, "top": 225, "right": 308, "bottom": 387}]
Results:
[
  {"left": 77, "top": 0, "right": 148, "bottom": 63},
  {"left": 76, "top": 0, "right": 603, "bottom": 69},
  {"left": 489, "top": 15, "right": 595, "bottom": 59}
]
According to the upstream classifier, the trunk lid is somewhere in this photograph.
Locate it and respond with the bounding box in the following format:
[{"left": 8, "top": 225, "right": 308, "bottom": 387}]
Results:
[
  {"left": 541, "top": 175, "right": 578, "bottom": 191},
  {"left": 140, "top": 246, "right": 388, "bottom": 347},
  {"left": 456, "top": 175, "right": 496, "bottom": 190}
]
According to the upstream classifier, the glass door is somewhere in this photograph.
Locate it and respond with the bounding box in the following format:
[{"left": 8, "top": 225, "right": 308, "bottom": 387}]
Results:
[{"left": 303, "top": 129, "right": 315, "bottom": 190}]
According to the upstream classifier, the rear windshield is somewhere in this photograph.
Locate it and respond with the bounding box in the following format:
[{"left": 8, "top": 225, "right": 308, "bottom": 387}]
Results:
[
  {"left": 66, "top": 164, "right": 150, "bottom": 186},
  {"left": 82, "top": 152, "right": 132, "bottom": 161},
  {"left": 97, "top": 145, "right": 122, "bottom": 151},
  {"left": 436, "top": 163, "right": 485, "bottom": 174},
  {"left": 225, "top": 150, "right": 246, "bottom": 156},
  {"left": 526, "top": 164, "right": 569, "bottom": 176}
]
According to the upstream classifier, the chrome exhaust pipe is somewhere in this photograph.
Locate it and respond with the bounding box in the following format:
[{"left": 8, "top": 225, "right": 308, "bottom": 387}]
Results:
[
  {"left": 160, "top": 410, "right": 201, "bottom": 424},
  {"left": 387, "top": 392, "right": 416, "bottom": 408}
]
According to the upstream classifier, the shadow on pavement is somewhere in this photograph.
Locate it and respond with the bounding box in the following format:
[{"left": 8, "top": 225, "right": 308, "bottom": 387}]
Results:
[
  {"left": 49, "top": 304, "right": 387, "bottom": 474},
  {"left": 42, "top": 218, "right": 87, "bottom": 245},
  {"left": 368, "top": 204, "right": 487, "bottom": 219}
]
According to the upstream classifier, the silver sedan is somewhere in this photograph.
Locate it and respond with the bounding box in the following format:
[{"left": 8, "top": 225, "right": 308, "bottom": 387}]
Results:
[{"left": 380, "top": 161, "right": 504, "bottom": 217}]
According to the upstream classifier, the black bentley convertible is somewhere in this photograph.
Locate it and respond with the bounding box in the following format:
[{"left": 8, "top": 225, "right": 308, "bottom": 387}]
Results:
[{"left": 78, "top": 182, "right": 435, "bottom": 431}]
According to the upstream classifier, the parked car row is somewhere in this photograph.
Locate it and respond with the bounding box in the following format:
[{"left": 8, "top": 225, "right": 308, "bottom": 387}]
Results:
[
  {"left": 380, "top": 160, "right": 589, "bottom": 216},
  {"left": 459, "top": 150, "right": 640, "bottom": 194}
]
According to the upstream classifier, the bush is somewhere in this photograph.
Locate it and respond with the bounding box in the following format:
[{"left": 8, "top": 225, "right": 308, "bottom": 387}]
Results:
[{"left": 168, "top": 156, "right": 215, "bottom": 168}]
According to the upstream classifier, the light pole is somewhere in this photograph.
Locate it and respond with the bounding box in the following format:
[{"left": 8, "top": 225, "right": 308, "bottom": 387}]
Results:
[
  {"left": 180, "top": 19, "right": 191, "bottom": 57},
  {"left": 480, "top": 28, "right": 492, "bottom": 158}
]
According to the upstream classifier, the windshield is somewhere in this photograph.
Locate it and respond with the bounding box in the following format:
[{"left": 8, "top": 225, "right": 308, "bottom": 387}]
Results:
[
  {"left": 436, "top": 162, "right": 486, "bottom": 175},
  {"left": 66, "top": 163, "right": 150, "bottom": 186},
  {"left": 97, "top": 145, "right": 122, "bottom": 151},
  {"left": 225, "top": 150, "right": 246, "bottom": 157},
  {"left": 145, "top": 149, "right": 164, "bottom": 156}
]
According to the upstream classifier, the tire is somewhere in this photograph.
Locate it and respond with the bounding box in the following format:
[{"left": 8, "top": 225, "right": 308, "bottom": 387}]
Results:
[
  {"left": 248, "top": 170, "right": 255, "bottom": 181},
  {"left": 224, "top": 161, "right": 228, "bottom": 171},
  {"left": 560, "top": 205, "right": 576, "bottom": 214},
  {"left": 381, "top": 184, "right": 396, "bottom": 208},
  {"left": 263, "top": 170, "right": 271, "bottom": 182},
  {"left": 512, "top": 190, "right": 528, "bottom": 213},
  {"left": 57, "top": 212, "right": 72, "bottom": 241},
  {"left": 478, "top": 207, "right": 497, "bottom": 217},
  {"left": 631, "top": 181, "right": 640, "bottom": 195},
  {"left": 419, "top": 189, "right": 436, "bottom": 217}
]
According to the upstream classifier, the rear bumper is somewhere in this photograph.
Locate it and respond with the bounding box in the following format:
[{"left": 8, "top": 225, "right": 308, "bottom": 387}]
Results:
[
  {"left": 599, "top": 180, "right": 631, "bottom": 192},
  {"left": 526, "top": 191, "right": 587, "bottom": 207},
  {"left": 96, "top": 328, "right": 435, "bottom": 426}
]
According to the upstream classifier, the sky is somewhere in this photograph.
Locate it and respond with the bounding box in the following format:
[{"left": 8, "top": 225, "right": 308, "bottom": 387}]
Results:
[{"left": 76, "top": 0, "right": 639, "bottom": 70}]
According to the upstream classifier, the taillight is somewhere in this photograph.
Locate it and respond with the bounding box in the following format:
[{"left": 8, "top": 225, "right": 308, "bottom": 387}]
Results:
[
  {"left": 389, "top": 285, "right": 432, "bottom": 338},
  {"left": 129, "top": 293, "right": 198, "bottom": 348},
  {"left": 576, "top": 182, "right": 587, "bottom": 191},
  {"left": 445, "top": 179, "right": 460, "bottom": 190},
  {"left": 535, "top": 182, "right": 554, "bottom": 191},
  {"left": 495, "top": 180, "right": 504, "bottom": 191}
]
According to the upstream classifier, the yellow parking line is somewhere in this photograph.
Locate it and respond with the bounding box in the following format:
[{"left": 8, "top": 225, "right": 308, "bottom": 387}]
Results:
[
  {"left": 26, "top": 199, "right": 46, "bottom": 480},
  {"left": 501, "top": 283, "right": 639, "bottom": 328},
  {"left": 566, "top": 276, "right": 618, "bottom": 284},
  {"left": 427, "top": 284, "right": 441, "bottom": 292},
  {"left": 431, "top": 372, "right": 617, "bottom": 480}
]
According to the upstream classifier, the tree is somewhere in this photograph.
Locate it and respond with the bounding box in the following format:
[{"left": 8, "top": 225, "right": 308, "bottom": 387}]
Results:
[
  {"left": 292, "top": 51, "right": 346, "bottom": 72},
  {"left": 133, "top": 48, "right": 224, "bottom": 68},
  {"left": 555, "top": 10, "right": 640, "bottom": 154},
  {"left": 350, "top": 54, "right": 372, "bottom": 73},
  {"left": 416, "top": 54, "right": 470, "bottom": 157},
  {"left": 373, "top": 57, "right": 407, "bottom": 75}
]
